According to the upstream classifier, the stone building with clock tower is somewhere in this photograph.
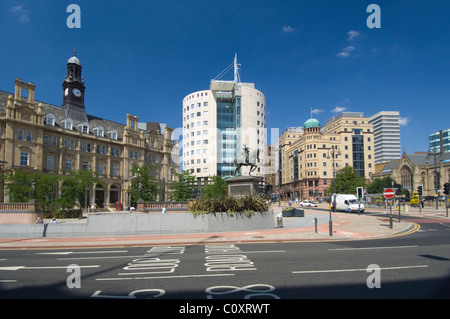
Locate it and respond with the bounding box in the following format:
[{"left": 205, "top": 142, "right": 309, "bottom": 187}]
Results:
[
  {"left": 62, "top": 51, "right": 88, "bottom": 123},
  {"left": 0, "top": 52, "right": 180, "bottom": 208}
]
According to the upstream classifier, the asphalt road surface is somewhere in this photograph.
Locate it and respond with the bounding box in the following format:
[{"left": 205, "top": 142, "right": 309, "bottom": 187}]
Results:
[{"left": 1, "top": 218, "right": 449, "bottom": 301}]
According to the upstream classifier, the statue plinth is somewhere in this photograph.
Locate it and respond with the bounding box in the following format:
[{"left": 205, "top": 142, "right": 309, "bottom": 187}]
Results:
[{"left": 226, "top": 175, "right": 264, "bottom": 198}]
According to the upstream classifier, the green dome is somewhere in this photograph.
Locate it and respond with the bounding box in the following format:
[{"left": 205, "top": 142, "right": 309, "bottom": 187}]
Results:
[{"left": 303, "top": 118, "right": 321, "bottom": 129}]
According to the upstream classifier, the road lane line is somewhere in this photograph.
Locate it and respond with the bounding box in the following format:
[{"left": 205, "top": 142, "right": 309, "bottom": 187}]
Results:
[
  {"left": 37, "top": 250, "right": 127, "bottom": 255},
  {"left": 293, "top": 265, "right": 429, "bottom": 274},
  {"left": 96, "top": 273, "right": 235, "bottom": 281},
  {"left": 239, "top": 250, "right": 286, "bottom": 254},
  {"left": 328, "top": 245, "right": 418, "bottom": 251},
  {"left": 0, "top": 265, "right": 100, "bottom": 271},
  {"left": 58, "top": 255, "right": 149, "bottom": 261}
]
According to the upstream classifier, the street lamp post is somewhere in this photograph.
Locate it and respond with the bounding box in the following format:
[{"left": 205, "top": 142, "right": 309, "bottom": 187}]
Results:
[
  {"left": 327, "top": 147, "right": 341, "bottom": 236},
  {"left": 427, "top": 150, "right": 443, "bottom": 211}
]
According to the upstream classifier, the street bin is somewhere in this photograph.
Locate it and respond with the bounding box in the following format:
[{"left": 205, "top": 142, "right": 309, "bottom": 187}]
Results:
[{"left": 277, "top": 214, "right": 283, "bottom": 228}]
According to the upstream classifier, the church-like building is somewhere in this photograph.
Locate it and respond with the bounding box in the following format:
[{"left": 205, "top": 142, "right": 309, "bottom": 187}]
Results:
[{"left": 0, "top": 52, "right": 179, "bottom": 208}]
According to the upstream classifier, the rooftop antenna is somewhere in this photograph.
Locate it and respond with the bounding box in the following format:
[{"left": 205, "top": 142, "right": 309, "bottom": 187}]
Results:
[
  {"left": 234, "top": 53, "right": 241, "bottom": 83},
  {"left": 212, "top": 54, "right": 241, "bottom": 83}
]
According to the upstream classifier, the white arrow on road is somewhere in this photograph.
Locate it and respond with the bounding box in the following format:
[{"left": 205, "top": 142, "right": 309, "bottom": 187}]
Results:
[
  {"left": 0, "top": 265, "right": 100, "bottom": 271},
  {"left": 36, "top": 250, "right": 127, "bottom": 255}
]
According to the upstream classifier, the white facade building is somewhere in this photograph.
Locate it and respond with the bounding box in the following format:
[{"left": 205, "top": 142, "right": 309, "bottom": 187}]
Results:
[
  {"left": 368, "top": 111, "right": 402, "bottom": 164},
  {"left": 182, "top": 58, "right": 267, "bottom": 178}
]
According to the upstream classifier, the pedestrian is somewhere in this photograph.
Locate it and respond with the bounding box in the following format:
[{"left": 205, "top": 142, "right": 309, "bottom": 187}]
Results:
[
  {"left": 35, "top": 217, "right": 43, "bottom": 224},
  {"left": 162, "top": 205, "right": 166, "bottom": 214},
  {"left": 50, "top": 218, "right": 57, "bottom": 224}
]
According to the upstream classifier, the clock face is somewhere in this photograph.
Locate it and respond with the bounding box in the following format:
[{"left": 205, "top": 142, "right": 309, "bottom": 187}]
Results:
[
  {"left": 65, "top": 88, "right": 69, "bottom": 96},
  {"left": 72, "top": 88, "right": 81, "bottom": 97}
]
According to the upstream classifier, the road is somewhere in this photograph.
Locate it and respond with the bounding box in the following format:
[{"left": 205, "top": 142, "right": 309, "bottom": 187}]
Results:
[{"left": 0, "top": 215, "right": 449, "bottom": 302}]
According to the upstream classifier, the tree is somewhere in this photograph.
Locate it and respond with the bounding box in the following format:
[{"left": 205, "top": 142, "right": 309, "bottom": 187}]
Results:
[
  {"left": 130, "top": 164, "right": 159, "bottom": 202},
  {"left": 328, "top": 166, "right": 365, "bottom": 195},
  {"left": 5, "top": 169, "right": 33, "bottom": 202},
  {"left": 58, "top": 170, "right": 103, "bottom": 213},
  {"left": 202, "top": 175, "right": 228, "bottom": 199},
  {"left": 34, "top": 172, "right": 59, "bottom": 213},
  {"left": 366, "top": 176, "right": 396, "bottom": 194},
  {"left": 171, "top": 170, "right": 196, "bottom": 201}
]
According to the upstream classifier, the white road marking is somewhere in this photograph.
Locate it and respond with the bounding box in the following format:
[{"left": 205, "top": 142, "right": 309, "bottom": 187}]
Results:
[
  {"left": 37, "top": 250, "right": 127, "bottom": 255},
  {"left": 293, "top": 265, "right": 429, "bottom": 274},
  {"left": 239, "top": 250, "right": 286, "bottom": 254},
  {"left": 0, "top": 265, "right": 100, "bottom": 271},
  {"left": 328, "top": 245, "right": 418, "bottom": 251},
  {"left": 96, "top": 273, "right": 234, "bottom": 281}
]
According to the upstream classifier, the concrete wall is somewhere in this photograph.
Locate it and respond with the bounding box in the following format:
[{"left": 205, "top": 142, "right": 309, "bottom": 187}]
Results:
[
  {"left": 0, "top": 211, "right": 276, "bottom": 238},
  {"left": 0, "top": 212, "right": 43, "bottom": 224}
]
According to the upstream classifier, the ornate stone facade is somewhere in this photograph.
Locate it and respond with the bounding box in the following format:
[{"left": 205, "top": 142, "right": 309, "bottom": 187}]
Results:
[
  {"left": 372, "top": 151, "right": 450, "bottom": 197},
  {"left": 0, "top": 54, "right": 179, "bottom": 208}
]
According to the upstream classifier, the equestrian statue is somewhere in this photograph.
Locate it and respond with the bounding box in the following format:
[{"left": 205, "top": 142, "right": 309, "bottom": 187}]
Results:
[{"left": 233, "top": 145, "right": 260, "bottom": 176}]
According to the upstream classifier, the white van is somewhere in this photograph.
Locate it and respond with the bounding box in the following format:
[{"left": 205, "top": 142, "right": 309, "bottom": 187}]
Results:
[{"left": 332, "top": 194, "right": 365, "bottom": 213}]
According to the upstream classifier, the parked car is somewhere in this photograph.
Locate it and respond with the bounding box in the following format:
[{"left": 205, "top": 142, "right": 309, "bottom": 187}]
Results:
[{"left": 300, "top": 200, "right": 318, "bottom": 207}]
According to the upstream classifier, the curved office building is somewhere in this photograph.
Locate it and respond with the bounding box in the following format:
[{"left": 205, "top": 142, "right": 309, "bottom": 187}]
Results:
[{"left": 182, "top": 80, "right": 267, "bottom": 179}]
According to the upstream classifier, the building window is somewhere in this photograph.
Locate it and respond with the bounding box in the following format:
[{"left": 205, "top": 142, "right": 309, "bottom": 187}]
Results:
[
  {"left": 52, "top": 137, "right": 58, "bottom": 147},
  {"left": 112, "top": 165, "right": 118, "bottom": 177},
  {"left": 79, "top": 123, "right": 89, "bottom": 134},
  {"left": 20, "top": 152, "right": 29, "bottom": 166},
  {"left": 45, "top": 114, "right": 55, "bottom": 126},
  {"left": 17, "top": 129, "right": 24, "bottom": 141},
  {"left": 109, "top": 130, "right": 118, "bottom": 140},
  {"left": 44, "top": 135, "right": 50, "bottom": 146},
  {"left": 64, "top": 119, "right": 73, "bottom": 130},
  {"left": 47, "top": 156, "right": 54, "bottom": 170},
  {"left": 82, "top": 161, "right": 90, "bottom": 170},
  {"left": 98, "top": 163, "right": 105, "bottom": 175},
  {"left": 65, "top": 159, "right": 73, "bottom": 171},
  {"left": 95, "top": 127, "right": 104, "bottom": 137}
]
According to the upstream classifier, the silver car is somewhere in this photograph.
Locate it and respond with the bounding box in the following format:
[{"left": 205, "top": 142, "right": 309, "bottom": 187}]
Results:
[{"left": 300, "top": 200, "right": 317, "bottom": 207}]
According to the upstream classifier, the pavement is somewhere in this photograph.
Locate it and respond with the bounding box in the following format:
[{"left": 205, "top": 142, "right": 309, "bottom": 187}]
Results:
[{"left": 0, "top": 203, "right": 448, "bottom": 250}]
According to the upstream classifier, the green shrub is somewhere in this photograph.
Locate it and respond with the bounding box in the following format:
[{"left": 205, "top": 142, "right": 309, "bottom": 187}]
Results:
[{"left": 188, "top": 195, "right": 268, "bottom": 215}]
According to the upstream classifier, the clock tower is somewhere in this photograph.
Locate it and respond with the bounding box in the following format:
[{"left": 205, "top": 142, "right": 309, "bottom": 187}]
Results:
[{"left": 62, "top": 50, "right": 88, "bottom": 123}]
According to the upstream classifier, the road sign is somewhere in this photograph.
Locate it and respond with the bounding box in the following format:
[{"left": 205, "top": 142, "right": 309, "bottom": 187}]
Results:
[{"left": 384, "top": 188, "right": 396, "bottom": 199}]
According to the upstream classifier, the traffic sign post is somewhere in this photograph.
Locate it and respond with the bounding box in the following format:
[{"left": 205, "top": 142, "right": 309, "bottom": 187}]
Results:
[
  {"left": 384, "top": 188, "right": 397, "bottom": 225},
  {"left": 383, "top": 188, "right": 396, "bottom": 199}
]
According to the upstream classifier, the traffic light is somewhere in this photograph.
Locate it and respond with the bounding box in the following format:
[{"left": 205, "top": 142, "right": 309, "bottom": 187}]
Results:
[
  {"left": 357, "top": 187, "right": 364, "bottom": 198},
  {"left": 444, "top": 183, "right": 450, "bottom": 195},
  {"left": 394, "top": 184, "right": 402, "bottom": 194},
  {"left": 417, "top": 185, "right": 423, "bottom": 196}
]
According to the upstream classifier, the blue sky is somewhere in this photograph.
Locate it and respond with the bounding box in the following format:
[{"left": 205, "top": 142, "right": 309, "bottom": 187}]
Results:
[{"left": 1, "top": 0, "right": 449, "bottom": 153}]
